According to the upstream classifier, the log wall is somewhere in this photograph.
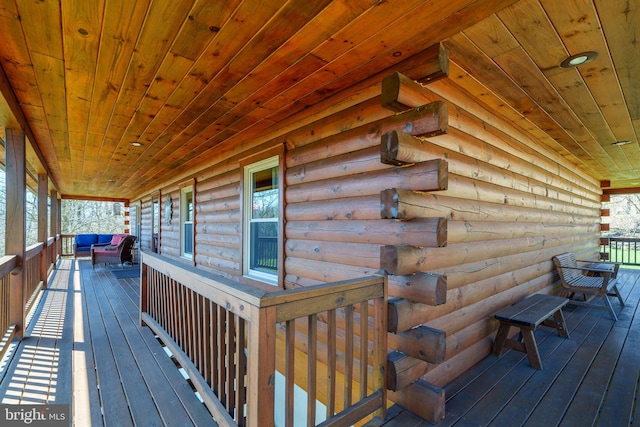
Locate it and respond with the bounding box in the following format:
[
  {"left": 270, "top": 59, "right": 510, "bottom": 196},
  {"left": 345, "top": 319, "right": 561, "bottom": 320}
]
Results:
[{"left": 132, "top": 43, "right": 601, "bottom": 422}]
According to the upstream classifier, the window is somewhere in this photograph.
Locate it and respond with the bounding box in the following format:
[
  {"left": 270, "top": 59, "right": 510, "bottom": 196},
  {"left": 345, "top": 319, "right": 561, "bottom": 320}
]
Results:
[
  {"left": 243, "top": 156, "right": 279, "bottom": 284},
  {"left": 151, "top": 195, "right": 160, "bottom": 253},
  {"left": 181, "top": 185, "right": 194, "bottom": 259}
]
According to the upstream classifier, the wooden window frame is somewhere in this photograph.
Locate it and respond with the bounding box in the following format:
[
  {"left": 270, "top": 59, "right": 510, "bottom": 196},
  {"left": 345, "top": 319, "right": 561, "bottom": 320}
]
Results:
[
  {"left": 179, "top": 179, "right": 196, "bottom": 265},
  {"left": 240, "top": 146, "right": 285, "bottom": 288}
]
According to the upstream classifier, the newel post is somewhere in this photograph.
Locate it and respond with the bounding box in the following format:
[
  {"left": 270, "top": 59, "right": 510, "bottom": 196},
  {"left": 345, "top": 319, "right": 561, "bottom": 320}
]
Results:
[
  {"left": 5, "top": 129, "right": 26, "bottom": 339},
  {"left": 247, "top": 305, "right": 276, "bottom": 427}
]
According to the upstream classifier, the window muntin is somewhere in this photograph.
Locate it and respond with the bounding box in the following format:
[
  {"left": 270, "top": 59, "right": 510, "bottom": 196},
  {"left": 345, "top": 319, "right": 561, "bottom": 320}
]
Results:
[{"left": 244, "top": 156, "right": 279, "bottom": 284}]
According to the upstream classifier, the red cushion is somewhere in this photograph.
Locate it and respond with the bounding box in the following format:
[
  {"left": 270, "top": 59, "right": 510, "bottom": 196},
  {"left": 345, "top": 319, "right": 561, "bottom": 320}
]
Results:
[{"left": 110, "top": 234, "right": 126, "bottom": 245}]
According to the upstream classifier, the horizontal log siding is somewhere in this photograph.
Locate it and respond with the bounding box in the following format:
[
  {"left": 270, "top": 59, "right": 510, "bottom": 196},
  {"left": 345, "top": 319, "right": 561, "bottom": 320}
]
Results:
[
  {"left": 134, "top": 53, "right": 601, "bottom": 400},
  {"left": 139, "top": 198, "right": 153, "bottom": 252},
  {"left": 160, "top": 189, "right": 181, "bottom": 259},
  {"left": 194, "top": 175, "right": 241, "bottom": 277}
]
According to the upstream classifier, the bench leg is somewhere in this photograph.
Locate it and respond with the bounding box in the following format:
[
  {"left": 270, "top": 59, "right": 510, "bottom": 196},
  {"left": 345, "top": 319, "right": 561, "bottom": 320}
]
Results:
[
  {"left": 553, "top": 309, "right": 569, "bottom": 338},
  {"left": 492, "top": 324, "right": 511, "bottom": 357},
  {"left": 610, "top": 284, "right": 624, "bottom": 307},
  {"left": 603, "top": 295, "right": 619, "bottom": 321},
  {"left": 520, "top": 329, "right": 542, "bottom": 369}
]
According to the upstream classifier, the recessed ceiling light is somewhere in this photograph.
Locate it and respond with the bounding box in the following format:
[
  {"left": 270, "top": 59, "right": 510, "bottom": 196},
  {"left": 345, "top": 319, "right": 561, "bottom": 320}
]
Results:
[
  {"left": 560, "top": 51, "right": 598, "bottom": 68},
  {"left": 612, "top": 140, "right": 632, "bottom": 146},
  {"left": 130, "top": 141, "right": 143, "bottom": 147}
]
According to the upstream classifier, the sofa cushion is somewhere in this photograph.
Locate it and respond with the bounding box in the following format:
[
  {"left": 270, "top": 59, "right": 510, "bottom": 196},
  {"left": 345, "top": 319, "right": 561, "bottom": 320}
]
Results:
[
  {"left": 76, "top": 234, "right": 98, "bottom": 247},
  {"left": 110, "top": 234, "right": 126, "bottom": 246},
  {"left": 97, "top": 234, "right": 113, "bottom": 244}
]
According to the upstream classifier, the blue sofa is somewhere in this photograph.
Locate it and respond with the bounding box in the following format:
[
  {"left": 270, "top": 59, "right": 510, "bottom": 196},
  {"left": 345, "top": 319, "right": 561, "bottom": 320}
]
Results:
[{"left": 73, "top": 233, "right": 116, "bottom": 258}]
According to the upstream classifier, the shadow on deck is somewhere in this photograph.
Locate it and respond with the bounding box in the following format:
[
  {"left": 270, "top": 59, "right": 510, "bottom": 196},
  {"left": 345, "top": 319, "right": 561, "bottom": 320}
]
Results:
[
  {"left": 380, "top": 268, "right": 640, "bottom": 427},
  {"left": 0, "top": 258, "right": 215, "bottom": 426}
]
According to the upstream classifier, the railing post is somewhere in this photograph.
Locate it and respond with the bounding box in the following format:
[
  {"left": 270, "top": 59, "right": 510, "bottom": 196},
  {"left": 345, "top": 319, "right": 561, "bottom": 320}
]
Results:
[
  {"left": 140, "top": 255, "right": 148, "bottom": 327},
  {"left": 247, "top": 305, "right": 276, "bottom": 427},
  {"left": 373, "top": 276, "right": 388, "bottom": 421}
]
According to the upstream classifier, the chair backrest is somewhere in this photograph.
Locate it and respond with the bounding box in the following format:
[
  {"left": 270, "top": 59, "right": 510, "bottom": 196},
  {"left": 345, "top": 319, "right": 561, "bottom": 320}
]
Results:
[
  {"left": 118, "top": 235, "right": 137, "bottom": 262},
  {"left": 552, "top": 252, "right": 582, "bottom": 285}
]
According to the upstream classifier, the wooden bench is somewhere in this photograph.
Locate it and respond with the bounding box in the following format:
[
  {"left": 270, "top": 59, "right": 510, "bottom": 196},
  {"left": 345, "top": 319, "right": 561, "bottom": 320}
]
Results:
[
  {"left": 552, "top": 252, "right": 624, "bottom": 321},
  {"left": 492, "top": 294, "right": 569, "bottom": 369}
]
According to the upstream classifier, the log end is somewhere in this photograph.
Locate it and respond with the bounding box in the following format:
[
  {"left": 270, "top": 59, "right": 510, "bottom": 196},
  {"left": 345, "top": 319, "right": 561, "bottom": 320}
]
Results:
[
  {"left": 388, "top": 380, "right": 446, "bottom": 424},
  {"left": 380, "top": 188, "right": 401, "bottom": 219},
  {"left": 437, "top": 159, "right": 449, "bottom": 191},
  {"left": 381, "top": 130, "right": 412, "bottom": 166}
]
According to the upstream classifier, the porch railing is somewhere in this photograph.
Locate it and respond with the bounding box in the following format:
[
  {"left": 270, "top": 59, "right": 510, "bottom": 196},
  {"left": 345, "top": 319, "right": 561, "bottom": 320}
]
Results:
[
  {"left": 0, "top": 255, "right": 18, "bottom": 362},
  {"left": 0, "top": 235, "right": 60, "bottom": 358},
  {"left": 24, "top": 243, "right": 45, "bottom": 314},
  {"left": 60, "top": 234, "right": 75, "bottom": 257},
  {"left": 140, "top": 252, "right": 387, "bottom": 427},
  {"left": 601, "top": 237, "right": 640, "bottom": 265}
]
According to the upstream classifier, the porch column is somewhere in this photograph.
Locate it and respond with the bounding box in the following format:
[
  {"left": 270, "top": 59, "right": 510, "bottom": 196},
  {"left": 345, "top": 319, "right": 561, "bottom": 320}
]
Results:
[
  {"left": 50, "top": 189, "right": 58, "bottom": 260},
  {"left": 6, "top": 128, "right": 26, "bottom": 339}
]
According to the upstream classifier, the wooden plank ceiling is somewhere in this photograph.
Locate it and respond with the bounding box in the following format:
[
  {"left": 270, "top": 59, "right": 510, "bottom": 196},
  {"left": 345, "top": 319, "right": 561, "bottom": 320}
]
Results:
[{"left": 0, "top": 0, "right": 638, "bottom": 199}]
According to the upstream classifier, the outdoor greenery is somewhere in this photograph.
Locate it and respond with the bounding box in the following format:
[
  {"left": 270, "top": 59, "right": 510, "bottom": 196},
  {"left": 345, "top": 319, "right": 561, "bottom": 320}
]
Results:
[{"left": 0, "top": 168, "right": 126, "bottom": 256}]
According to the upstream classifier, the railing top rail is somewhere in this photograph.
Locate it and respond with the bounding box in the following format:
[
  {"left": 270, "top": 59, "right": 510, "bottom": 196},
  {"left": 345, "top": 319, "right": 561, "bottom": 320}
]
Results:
[
  {"left": 607, "top": 237, "right": 640, "bottom": 242},
  {"left": 263, "top": 276, "right": 385, "bottom": 322},
  {"left": 0, "top": 255, "right": 18, "bottom": 278},
  {"left": 25, "top": 242, "right": 45, "bottom": 260}
]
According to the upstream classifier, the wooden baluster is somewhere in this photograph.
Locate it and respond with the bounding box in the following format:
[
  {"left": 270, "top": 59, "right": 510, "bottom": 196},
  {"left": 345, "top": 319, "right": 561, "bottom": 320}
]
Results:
[
  {"left": 285, "top": 319, "right": 295, "bottom": 427},
  {"left": 184, "top": 288, "right": 192, "bottom": 361},
  {"left": 359, "top": 301, "right": 368, "bottom": 399},
  {"left": 202, "top": 297, "right": 211, "bottom": 386},
  {"left": 209, "top": 300, "right": 218, "bottom": 393},
  {"left": 179, "top": 284, "right": 185, "bottom": 352},
  {"left": 344, "top": 305, "right": 354, "bottom": 409},
  {"left": 236, "top": 317, "right": 247, "bottom": 426},
  {"left": 170, "top": 279, "right": 178, "bottom": 346},
  {"left": 307, "top": 314, "right": 317, "bottom": 427},
  {"left": 227, "top": 310, "right": 236, "bottom": 414},
  {"left": 326, "top": 309, "right": 336, "bottom": 419},
  {"left": 218, "top": 306, "right": 226, "bottom": 406},
  {"left": 195, "top": 294, "right": 203, "bottom": 375}
]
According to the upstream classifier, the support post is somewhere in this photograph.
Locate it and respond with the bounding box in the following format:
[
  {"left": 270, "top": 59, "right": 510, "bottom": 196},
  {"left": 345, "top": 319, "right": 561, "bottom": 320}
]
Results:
[
  {"left": 6, "top": 128, "right": 26, "bottom": 339},
  {"left": 50, "top": 189, "right": 59, "bottom": 262}
]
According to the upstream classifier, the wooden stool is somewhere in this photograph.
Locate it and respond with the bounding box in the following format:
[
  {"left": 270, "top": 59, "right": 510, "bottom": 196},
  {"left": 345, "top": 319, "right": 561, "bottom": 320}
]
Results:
[{"left": 492, "top": 294, "right": 569, "bottom": 369}]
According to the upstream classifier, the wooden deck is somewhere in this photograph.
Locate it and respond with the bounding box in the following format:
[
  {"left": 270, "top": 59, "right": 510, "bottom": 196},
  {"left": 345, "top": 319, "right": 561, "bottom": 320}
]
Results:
[
  {"left": 3, "top": 260, "right": 640, "bottom": 426},
  {"left": 379, "top": 268, "right": 640, "bottom": 427},
  {"left": 0, "top": 258, "right": 216, "bottom": 426}
]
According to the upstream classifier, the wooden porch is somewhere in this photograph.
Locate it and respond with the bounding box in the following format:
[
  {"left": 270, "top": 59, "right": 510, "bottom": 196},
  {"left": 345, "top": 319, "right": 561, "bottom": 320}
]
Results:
[
  {"left": 378, "top": 267, "right": 640, "bottom": 427},
  {"left": 2, "top": 257, "right": 639, "bottom": 426}
]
